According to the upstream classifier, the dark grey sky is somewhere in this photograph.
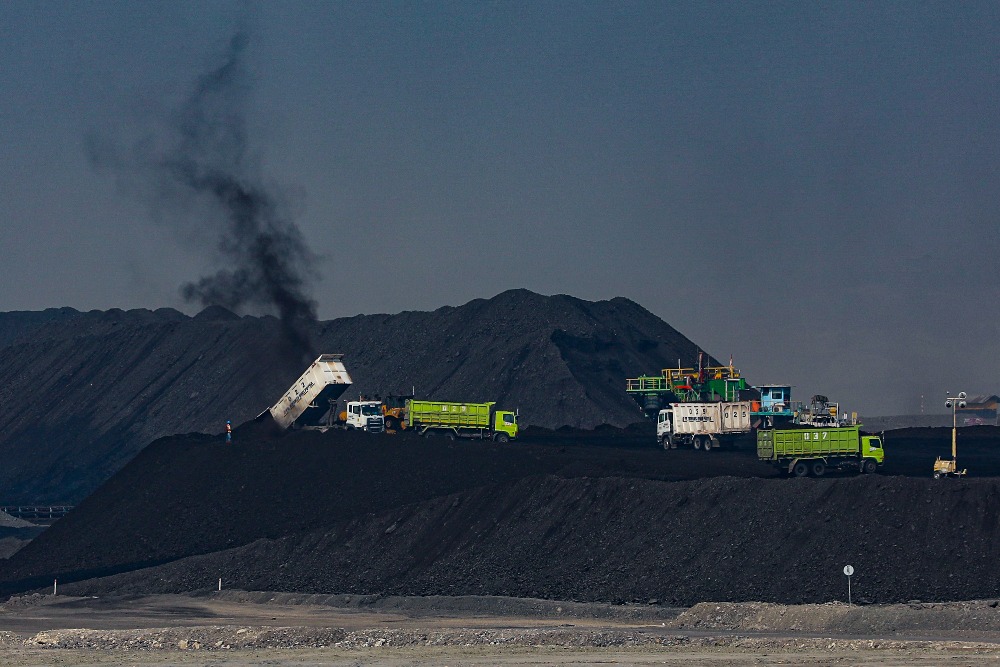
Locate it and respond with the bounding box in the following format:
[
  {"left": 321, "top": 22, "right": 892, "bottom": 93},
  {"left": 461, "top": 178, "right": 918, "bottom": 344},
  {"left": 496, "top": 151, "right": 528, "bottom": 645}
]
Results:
[{"left": 3, "top": 1, "right": 999, "bottom": 415}]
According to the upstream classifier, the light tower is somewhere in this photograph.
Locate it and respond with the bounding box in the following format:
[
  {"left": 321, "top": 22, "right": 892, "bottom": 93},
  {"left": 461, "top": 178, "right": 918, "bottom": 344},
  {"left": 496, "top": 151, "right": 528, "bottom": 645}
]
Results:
[{"left": 934, "top": 392, "right": 968, "bottom": 479}]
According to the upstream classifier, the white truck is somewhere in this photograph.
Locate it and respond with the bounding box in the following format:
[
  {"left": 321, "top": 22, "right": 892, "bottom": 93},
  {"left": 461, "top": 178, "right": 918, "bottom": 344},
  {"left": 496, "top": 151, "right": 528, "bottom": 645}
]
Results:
[
  {"left": 657, "top": 401, "right": 753, "bottom": 451},
  {"left": 332, "top": 399, "right": 385, "bottom": 433},
  {"left": 264, "top": 355, "right": 385, "bottom": 433}
]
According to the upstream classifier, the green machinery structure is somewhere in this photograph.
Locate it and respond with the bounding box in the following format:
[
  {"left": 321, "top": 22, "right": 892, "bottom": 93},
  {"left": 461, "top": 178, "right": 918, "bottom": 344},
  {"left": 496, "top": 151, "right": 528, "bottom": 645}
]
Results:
[{"left": 626, "top": 354, "right": 749, "bottom": 416}]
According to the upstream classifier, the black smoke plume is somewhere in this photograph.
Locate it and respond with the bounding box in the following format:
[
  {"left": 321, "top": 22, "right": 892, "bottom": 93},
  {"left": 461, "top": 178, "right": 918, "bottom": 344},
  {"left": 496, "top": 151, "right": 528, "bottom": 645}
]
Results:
[
  {"left": 170, "top": 32, "right": 316, "bottom": 359},
  {"left": 93, "top": 31, "right": 317, "bottom": 362}
]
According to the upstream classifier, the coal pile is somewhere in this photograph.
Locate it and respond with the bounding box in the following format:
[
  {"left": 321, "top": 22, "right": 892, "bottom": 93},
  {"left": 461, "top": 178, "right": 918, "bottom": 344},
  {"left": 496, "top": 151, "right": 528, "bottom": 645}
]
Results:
[
  {"left": 0, "top": 290, "right": 700, "bottom": 503},
  {"left": 0, "top": 423, "right": 772, "bottom": 594},
  {"left": 3, "top": 424, "right": 1000, "bottom": 605},
  {"left": 880, "top": 426, "right": 1000, "bottom": 477}
]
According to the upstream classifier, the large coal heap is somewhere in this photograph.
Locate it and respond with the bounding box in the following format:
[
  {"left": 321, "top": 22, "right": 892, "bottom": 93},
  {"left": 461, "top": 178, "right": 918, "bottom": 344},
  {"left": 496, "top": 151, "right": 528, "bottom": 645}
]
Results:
[
  {"left": 0, "top": 290, "right": 701, "bottom": 503},
  {"left": 3, "top": 424, "right": 1000, "bottom": 605}
]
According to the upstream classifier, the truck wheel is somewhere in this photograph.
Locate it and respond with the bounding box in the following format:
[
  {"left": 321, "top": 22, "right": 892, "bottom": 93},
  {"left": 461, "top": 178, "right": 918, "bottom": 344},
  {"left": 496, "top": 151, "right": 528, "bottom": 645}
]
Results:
[
  {"left": 384, "top": 417, "right": 397, "bottom": 430},
  {"left": 811, "top": 461, "right": 826, "bottom": 477},
  {"left": 702, "top": 437, "right": 712, "bottom": 451},
  {"left": 862, "top": 459, "right": 877, "bottom": 474},
  {"left": 445, "top": 432, "right": 456, "bottom": 441},
  {"left": 495, "top": 433, "right": 509, "bottom": 443},
  {"left": 692, "top": 437, "right": 703, "bottom": 450},
  {"left": 933, "top": 471, "right": 942, "bottom": 480},
  {"left": 660, "top": 437, "right": 670, "bottom": 451},
  {"left": 793, "top": 462, "right": 809, "bottom": 477}
]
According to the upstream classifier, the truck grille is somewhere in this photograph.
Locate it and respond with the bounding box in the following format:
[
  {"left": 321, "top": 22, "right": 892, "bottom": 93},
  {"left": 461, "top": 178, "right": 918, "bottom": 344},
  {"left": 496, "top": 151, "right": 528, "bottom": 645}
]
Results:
[{"left": 366, "top": 418, "right": 384, "bottom": 433}]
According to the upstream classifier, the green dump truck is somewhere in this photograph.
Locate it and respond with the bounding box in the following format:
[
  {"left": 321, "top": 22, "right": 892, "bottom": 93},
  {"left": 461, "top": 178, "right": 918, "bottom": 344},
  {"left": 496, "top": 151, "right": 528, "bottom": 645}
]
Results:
[
  {"left": 407, "top": 400, "right": 518, "bottom": 442},
  {"left": 757, "top": 426, "right": 883, "bottom": 477}
]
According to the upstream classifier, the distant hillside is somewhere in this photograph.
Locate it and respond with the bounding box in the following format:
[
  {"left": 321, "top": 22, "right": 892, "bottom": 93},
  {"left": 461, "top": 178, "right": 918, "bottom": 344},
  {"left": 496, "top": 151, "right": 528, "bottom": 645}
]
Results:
[{"left": 0, "top": 290, "right": 707, "bottom": 503}]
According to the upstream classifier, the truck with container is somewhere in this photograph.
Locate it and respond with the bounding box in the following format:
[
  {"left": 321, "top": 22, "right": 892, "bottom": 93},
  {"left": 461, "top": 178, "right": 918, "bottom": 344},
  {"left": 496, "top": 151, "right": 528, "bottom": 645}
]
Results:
[
  {"left": 407, "top": 400, "right": 518, "bottom": 442},
  {"left": 757, "top": 425, "right": 883, "bottom": 477},
  {"left": 657, "top": 401, "right": 754, "bottom": 450}
]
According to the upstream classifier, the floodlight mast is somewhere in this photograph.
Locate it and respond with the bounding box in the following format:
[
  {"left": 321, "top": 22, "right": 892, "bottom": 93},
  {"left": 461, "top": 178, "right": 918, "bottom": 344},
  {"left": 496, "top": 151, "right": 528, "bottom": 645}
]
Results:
[{"left": 945, "top": 391, "right": 967, "bottom": 465}]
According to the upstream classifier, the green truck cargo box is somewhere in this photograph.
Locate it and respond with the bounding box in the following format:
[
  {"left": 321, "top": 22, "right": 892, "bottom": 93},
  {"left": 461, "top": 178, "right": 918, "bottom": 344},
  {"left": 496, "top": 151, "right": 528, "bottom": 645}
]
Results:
[
  {"left": 757, "top": 426, "right": 883, "bottom": 476},
  {"left": 407, "top": 400, "right": 518, "bottom": 441}
]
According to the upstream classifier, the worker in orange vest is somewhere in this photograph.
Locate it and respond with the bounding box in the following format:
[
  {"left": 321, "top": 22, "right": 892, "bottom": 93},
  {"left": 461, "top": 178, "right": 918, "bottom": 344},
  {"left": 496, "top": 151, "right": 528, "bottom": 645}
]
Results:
[{"left": 225, "top": 420, "right": 232, "bottom": 443}]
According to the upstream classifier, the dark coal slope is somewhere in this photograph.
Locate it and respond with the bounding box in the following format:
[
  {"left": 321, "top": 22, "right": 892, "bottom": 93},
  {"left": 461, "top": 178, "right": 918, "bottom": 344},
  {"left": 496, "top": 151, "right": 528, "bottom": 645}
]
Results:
[
  {"left": 62, "top": 474, "right": 1000, "bottom": 606},
  {"left": 0, "top": 307, "right": 83, "bottom": 347},
  {"left": 9, "top": 424, "right": 1000, "bottom": 605},
  {"left": 882, "top": 426, "right": 1000, "bottom": 477},
  {"left": 0, "top": 307, "right": 302, "bottom": 504},
  {"left": 0, "top": 425, "right": 774, "bottom": 595},
  {"left": 0, "top": 290, "right": 699, "bottom": 503}
]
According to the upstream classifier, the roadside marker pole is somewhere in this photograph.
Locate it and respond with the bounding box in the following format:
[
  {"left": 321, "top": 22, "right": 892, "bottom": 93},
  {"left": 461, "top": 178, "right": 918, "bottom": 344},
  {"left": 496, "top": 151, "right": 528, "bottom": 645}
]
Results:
[
  {"left": 53, "top": 579, "right": 57, "bottom": 596},
  {"left": 843, "top": 565, "right": 854, "bottom": 605},
  {"left": 218, "top": 578, "right": 222, "bottom": 592}
]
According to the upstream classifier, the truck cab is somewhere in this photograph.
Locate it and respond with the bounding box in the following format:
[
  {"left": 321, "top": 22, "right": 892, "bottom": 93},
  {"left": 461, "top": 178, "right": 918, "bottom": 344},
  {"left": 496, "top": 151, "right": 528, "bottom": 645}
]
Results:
[
  {"left": 495, "top": 410, "right": 518, "bottom": 441},
  {"left": 862, "top": 435, "right": 884, "bottom": 465},
  {"left": 345, "top": 400, "right": 385, "bottom": 433},
  {"left": 656, "top": 408, "right": 672, "bottom": 444}
]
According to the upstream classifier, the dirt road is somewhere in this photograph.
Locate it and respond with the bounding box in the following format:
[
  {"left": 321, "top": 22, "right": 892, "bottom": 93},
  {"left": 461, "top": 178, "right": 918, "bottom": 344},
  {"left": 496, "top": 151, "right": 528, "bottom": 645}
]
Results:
[{"left": 3, "top": 593, "right": 1000, "bottom": 666}]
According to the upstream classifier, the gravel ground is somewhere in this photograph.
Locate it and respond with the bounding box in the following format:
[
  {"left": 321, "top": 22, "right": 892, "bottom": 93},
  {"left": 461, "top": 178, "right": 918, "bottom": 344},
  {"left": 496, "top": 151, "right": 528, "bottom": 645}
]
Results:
[{"left": 2, "top": 594, "right": 1000, "bottom": 666}]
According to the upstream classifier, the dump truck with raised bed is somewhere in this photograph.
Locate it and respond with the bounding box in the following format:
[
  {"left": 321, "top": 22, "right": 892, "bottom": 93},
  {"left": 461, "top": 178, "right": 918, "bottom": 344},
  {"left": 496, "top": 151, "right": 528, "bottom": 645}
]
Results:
[
  {"left": 657, "top": 401, "right": 753, "bottom": 451},
  {"left": 407, "top": 400, "right": 518, "bottom": 442},
  {"left": 265, "top": 354, "right": 353, "bottom": 429},
  {"left": 757, "top": 425, "right": 883, "bottom": 477}
]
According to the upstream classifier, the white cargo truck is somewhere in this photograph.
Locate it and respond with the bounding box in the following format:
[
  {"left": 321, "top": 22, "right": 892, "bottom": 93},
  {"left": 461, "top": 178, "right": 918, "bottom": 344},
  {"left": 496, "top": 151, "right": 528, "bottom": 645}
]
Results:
[
  {"left": 657, "top": 401, "right": 754, "bottom": 451},
  {"left": 266, "top": 354, "right": 353, "bottom": 430}
]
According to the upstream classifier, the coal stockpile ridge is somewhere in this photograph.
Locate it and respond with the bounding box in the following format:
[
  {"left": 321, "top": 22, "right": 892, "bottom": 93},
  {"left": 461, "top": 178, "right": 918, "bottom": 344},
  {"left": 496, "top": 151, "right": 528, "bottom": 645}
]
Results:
[
  {"left": 0, "top": 290, "right": 697, "bottom": 503},
  {"left": 56, "top": 474, "right": 1000, "bottom": 606},
  {"left": 7, "top": 424, "right": 1000, "bottom": 605},
  {"left": 0, "top": 424, "right": 774, "bottom": 595},
  {"left": 315, "top": 289, "right": 704, "bottom": 428}
]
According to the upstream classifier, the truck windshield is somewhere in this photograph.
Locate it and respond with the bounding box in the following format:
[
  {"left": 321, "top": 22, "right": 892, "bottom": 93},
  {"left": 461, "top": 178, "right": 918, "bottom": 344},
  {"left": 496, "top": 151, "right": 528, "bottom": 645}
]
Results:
[
  {"left": 503, "top": 413, "right": 516, "bottom": 424},
  {"left": 361, "top": 405, "right": 381, "bottom": 416},
  {"left": 870, "top": 438, "right": 882, "bottom": 449}
]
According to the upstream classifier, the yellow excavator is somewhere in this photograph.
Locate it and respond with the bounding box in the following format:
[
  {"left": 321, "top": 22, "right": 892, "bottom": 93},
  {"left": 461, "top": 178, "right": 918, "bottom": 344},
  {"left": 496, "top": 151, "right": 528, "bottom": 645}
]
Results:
[{"left": 380, "top": 394, "right": 414, "bottom": 432}]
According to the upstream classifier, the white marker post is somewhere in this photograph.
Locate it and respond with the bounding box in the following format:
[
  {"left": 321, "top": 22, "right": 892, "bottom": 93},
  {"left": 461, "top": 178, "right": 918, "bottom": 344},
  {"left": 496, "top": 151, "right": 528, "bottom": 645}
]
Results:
[
  {"left": 218, "top": 578, "right": 222, "bottom": 592},
  {"left": 843, "top": 565, "right": 854, "bottom": 605},
  {"left": 53, "top": 579, "right": 57, "bottom": 596}
]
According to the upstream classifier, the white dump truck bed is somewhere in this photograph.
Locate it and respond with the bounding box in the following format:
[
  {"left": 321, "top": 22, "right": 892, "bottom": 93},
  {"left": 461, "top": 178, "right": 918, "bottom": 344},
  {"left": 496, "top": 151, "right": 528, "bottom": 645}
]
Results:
[
  {"left": 268, "top": 354, "right": 353, "bottom": 429},
  {"left": 668, "top": 401, "right": 753, "bottom": 435}
]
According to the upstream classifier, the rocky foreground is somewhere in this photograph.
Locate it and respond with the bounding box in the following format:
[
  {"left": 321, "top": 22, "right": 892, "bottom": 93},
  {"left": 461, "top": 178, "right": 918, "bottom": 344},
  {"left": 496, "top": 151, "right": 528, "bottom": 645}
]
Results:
[{"left": 2, "top": 594, "right": 1000, "bottom": 666}]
